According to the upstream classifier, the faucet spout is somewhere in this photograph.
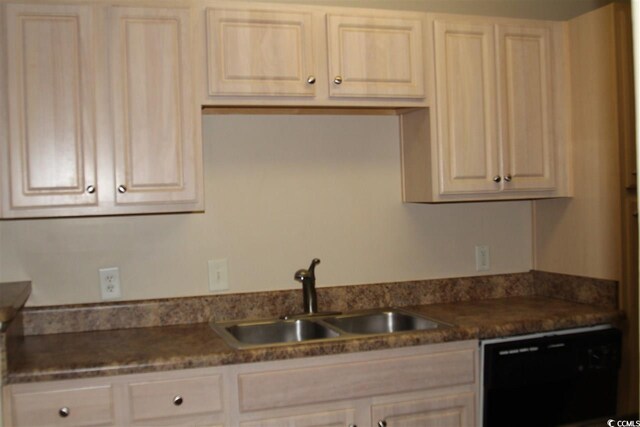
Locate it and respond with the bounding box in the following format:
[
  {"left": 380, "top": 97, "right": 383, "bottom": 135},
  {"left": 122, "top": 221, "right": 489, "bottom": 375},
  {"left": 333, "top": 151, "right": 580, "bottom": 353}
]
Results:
[{"left": 294, "top": 258, "right": 321, "bottom": 314}]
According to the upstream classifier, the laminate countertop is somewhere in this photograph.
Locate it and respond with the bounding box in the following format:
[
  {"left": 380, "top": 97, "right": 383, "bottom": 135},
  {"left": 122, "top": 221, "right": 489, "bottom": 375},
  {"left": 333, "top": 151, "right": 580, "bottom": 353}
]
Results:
[{"left": 6, "top": 296, "right": 621, "bottom": 384}]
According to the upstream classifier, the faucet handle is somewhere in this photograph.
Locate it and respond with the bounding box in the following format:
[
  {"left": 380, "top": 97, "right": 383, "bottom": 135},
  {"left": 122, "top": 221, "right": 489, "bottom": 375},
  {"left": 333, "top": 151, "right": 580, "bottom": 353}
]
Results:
[{"left": 308, "top": 258, "right": 321, "bottom": 279}]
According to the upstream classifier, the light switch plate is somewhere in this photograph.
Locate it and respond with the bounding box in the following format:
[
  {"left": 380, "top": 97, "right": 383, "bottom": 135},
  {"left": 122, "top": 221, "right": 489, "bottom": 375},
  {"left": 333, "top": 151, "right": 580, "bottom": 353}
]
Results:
[
  {"left": 208, "top": 259, "right": 229, "bottom": 292},
  {"left": 475, "top": 245, "right": 490, "bottom": 271}
]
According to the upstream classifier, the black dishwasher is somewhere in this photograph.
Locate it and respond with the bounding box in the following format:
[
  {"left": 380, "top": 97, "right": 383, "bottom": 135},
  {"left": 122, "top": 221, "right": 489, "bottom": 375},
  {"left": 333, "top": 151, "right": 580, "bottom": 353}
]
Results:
[{"left": 481, "top": 326, "right": 621, "bottom": 427}]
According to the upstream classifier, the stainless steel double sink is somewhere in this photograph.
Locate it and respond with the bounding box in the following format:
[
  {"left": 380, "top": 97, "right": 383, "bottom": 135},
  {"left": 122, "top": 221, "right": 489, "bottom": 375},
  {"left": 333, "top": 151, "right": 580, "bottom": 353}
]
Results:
[{"left": 211, "top": 309, "right": 450, "bottom": 349}]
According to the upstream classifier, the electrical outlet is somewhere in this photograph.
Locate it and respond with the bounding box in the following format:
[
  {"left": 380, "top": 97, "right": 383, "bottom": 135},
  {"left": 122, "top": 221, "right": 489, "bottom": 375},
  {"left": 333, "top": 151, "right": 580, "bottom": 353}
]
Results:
[
  {"left": 99, "top": 267, "right": 122, "bottom": 300},
  {"left": 208, "top": 259, "right": 229, "bottom": 292},
  {"left": 475, "top": 245, "right": 490, "bottom": 271}
]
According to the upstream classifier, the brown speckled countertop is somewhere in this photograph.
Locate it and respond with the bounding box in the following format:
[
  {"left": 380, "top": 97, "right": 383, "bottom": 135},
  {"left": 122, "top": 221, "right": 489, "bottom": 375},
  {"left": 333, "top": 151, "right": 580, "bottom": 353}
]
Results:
[{"left": 7, "top": 296, "right": 621, "bottom": 384}]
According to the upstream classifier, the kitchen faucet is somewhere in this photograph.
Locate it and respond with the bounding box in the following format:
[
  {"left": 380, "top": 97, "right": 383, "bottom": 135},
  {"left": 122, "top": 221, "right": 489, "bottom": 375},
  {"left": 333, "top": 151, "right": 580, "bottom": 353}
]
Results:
[{"left": 294, "top": 258, "right": 320, "bottom": 314}]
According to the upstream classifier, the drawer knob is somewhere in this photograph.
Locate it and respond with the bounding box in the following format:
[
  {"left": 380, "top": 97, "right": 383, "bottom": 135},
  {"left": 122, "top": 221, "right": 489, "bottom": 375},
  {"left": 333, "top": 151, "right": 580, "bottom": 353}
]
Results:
[
  {"left": 307, "top": 75, "right": 316, "bottom": 84},
  {"left": 504, "top": 175, "right": 512, "bottom": 182},
  {"left": 86, "top": 185, "right": 96, "bottom": 194},
  {"left": 333, "top": 76, "right": 343, "bottom": 85},
  {"left": 59, "top": 407, "right": 70, "bottom": 418},
  {"left": 117, "top": 185, "right": 127, "bottom": 193},
  {"left": 492, "top": 175, "right": 501, "bottom": 183},
  {"left": 173, "top": 395, "right": 183, "bottom": 406},
  {"left": 378, "top": 421, "right": 387, "bottom": 427}
]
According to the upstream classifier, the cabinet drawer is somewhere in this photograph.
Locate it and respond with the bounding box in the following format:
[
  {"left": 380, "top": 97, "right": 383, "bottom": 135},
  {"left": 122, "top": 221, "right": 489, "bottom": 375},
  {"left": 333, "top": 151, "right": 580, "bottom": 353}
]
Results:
[
  {"left": 10, "top": 385, "right": 114, "bottom": 427},
  {"left": 129, "top": 375, "right": 223, "bottom": 422},
  {"left": 238, "top": 347, "right": 475, "bottom": 412}
]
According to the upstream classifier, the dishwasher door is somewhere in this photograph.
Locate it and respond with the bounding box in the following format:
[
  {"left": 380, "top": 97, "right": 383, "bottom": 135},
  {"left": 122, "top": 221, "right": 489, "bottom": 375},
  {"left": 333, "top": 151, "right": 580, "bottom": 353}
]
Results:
[{"left": 481, "top": 325, "right": 621, "bottom": 427}]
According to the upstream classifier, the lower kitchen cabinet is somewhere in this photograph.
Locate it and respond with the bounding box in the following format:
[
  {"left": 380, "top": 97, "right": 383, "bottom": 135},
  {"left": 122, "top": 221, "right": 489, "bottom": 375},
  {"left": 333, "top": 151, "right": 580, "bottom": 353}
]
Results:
[
  {"left": 3, "top": 367, "right": 226, "bottom": 427},
  {"left": 371, "top": 391, "right": 476, "bottom": 427},
  {"left": 3, "top": 340, "right": 478, "bottom": 427},
  {"left": 230, "top": 340, "right": 478, "bottom": 426}
]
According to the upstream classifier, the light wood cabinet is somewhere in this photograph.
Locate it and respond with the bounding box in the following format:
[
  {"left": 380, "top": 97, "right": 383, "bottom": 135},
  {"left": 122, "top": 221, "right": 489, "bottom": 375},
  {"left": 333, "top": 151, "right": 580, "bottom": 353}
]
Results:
[
  {"left": 109, "top": 6, "right": 201, "bottom": 209},
  {"left": 496, "top": 23, "right": 556, "bottom": 192},
  {"left": 371, "top": 391, "right": 476, "bottom": 427},
  {"left": 204, "top": 4, "right": 425, "bottom": 104},
  {"left": 432, "top": 20, "right": 500, "bottom": 195},
  {"left": 3, "top": 341, "right": 478, "bottom": 427},
  {"left": 8, "top": 384, "right": 115, "bottom": 427},
  {"left": 1, "top": 3, "right": 99, "bottom": 211},
  {"left": 0, "top": 3, "right": 203, "bottom": 218},
  {"left": 401, "top": 15, "right": 569, "bottom": 202},
  {"left": 206, "top": 8, "right": 316, "bottom": 97},
  {"left": 240, "top": 408, "right": 356, "bottom": 427},
  {"left": 326, "top": 14, "right": 424, "bottom": 98},
  {"left": 4, "top": 367, "right": 226, "bottom": 427},
  {"left": 231, "top": 341, "right": 478, "bottom": 426}
]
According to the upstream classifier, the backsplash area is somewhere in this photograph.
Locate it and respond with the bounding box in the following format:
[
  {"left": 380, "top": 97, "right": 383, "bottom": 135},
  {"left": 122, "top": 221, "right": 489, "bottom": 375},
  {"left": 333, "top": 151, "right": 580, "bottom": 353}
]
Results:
[
  {"left": 0, "top": 115, "right": 532, "bottom": 306},
  {"left": 17, "top": 271, "right": 617, "bottom": 336}
]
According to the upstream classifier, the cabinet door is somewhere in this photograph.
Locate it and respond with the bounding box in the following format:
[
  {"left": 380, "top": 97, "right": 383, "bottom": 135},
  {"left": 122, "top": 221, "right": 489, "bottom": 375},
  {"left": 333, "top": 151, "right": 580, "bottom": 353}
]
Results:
[
  {"left": 109, "top": 6, "right": 201, "bottom": 209},
  {"left": 497, "top": 23, "right": 556, "bottom": 191},
  {"left": 2, "top": 3, "right": 98, "bottom": 212},
  {"left": 371, "top": 392, "right": 475, "bottom": 427},
  {"left": 326, "top": 14, "right": 424, "bottom": 98},
  {"left": 434, "top": 20, "right": 501, "bottom": 195},
  {"left": 206, "top": 8, "right": 316, "bottom": 97}
]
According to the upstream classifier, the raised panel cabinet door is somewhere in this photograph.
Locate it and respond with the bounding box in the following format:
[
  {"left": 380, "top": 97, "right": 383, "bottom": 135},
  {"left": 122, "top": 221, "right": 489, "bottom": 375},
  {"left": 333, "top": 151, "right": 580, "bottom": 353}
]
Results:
[
  {"left": 3, "top": 3, "right": 98, "bottom": 212},
  {"left": 371, "top": 392, "right": 476, "bottom": 427},
  {"left": 434, "top": 20, "right": 501, "bottom": 195},
  {"left": 206, "top": 8, "right": 316, "bottom": 97},
  {"left": 109, "top": 6, "right": 201, "bottom": 208},
  {"left": 497, "top": 23, "right": 556, "bottom": 191},
  {"left": 326, "top": 14, "right": 424, "bottom": 98}
]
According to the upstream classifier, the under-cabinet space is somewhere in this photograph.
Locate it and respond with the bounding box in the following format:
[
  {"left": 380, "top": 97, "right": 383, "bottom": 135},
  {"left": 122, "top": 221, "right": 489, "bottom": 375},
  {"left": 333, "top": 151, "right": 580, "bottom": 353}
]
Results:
[
  {"left": 401, "top": 15, "right": 570, "bottom": 202},
  {"left": 202, "top": 2, "right": 427, "bottom": 106}
]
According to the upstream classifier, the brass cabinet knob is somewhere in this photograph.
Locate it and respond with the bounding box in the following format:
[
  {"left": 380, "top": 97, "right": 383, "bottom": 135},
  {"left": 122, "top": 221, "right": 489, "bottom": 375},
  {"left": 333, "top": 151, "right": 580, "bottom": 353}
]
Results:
[
  {"left": 307, "top": 75, "right": 316, "bottom": 84},
  {"left": 333, "top": 76, "right": 343, "bottom": 85},
  {"left": 173, "top": 395, "right": 183, "bottom": 406},
  {"left": 492, "top": 176, "right": 501, "bottom": 183},
  {"left": 504, "top": 175, "right": 512, "bottom": 182}
]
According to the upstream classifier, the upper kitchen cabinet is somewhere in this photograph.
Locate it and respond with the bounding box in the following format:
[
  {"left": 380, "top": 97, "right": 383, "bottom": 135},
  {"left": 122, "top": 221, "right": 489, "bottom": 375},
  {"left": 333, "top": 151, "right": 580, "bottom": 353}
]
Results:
[
  {"left": 326, "top": 14, "right": 424, "bottom": 98},
  {"left": 0, "top": 4, "right": 203, "bottom": 218},
  {"left": 0, "top": 3, "right": 98, "bottom": 214},
  {"left": 401, "top": 15, "right": 570, "bottom": 202},
  {"left": 206, "top": 8, "right": 316, "bottom": 97},
  {"left": 202, "top": 3, "right": 426, "bottom": 106},
  {"left": 108, "top": 6, "right": 202, "bottom": 210}
]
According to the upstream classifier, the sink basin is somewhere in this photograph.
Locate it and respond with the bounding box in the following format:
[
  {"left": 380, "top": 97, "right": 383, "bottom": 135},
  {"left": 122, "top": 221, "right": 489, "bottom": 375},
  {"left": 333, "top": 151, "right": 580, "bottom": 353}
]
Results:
[
  {"left": 211, "top": 308, "right": 449, "bottom": 349},
  {"left": 213, "top": 319, "right": 340, "bottom": 348},
  {"left": 322, "top": 310, "right": 445, "bottom": 335}
]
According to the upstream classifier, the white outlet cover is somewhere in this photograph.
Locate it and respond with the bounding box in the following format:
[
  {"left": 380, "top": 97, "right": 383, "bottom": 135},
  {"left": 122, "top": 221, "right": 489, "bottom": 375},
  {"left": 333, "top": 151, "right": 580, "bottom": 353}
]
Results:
[{"left": 99, "top": 267, "right": 122, "bottom": 300}]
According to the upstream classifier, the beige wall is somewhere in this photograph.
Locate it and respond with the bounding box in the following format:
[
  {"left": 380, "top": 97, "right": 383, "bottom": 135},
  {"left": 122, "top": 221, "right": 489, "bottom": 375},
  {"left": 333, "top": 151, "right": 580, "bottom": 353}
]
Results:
[{"left": 0, "top": 115, "right": 533, "bottom": 306}]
